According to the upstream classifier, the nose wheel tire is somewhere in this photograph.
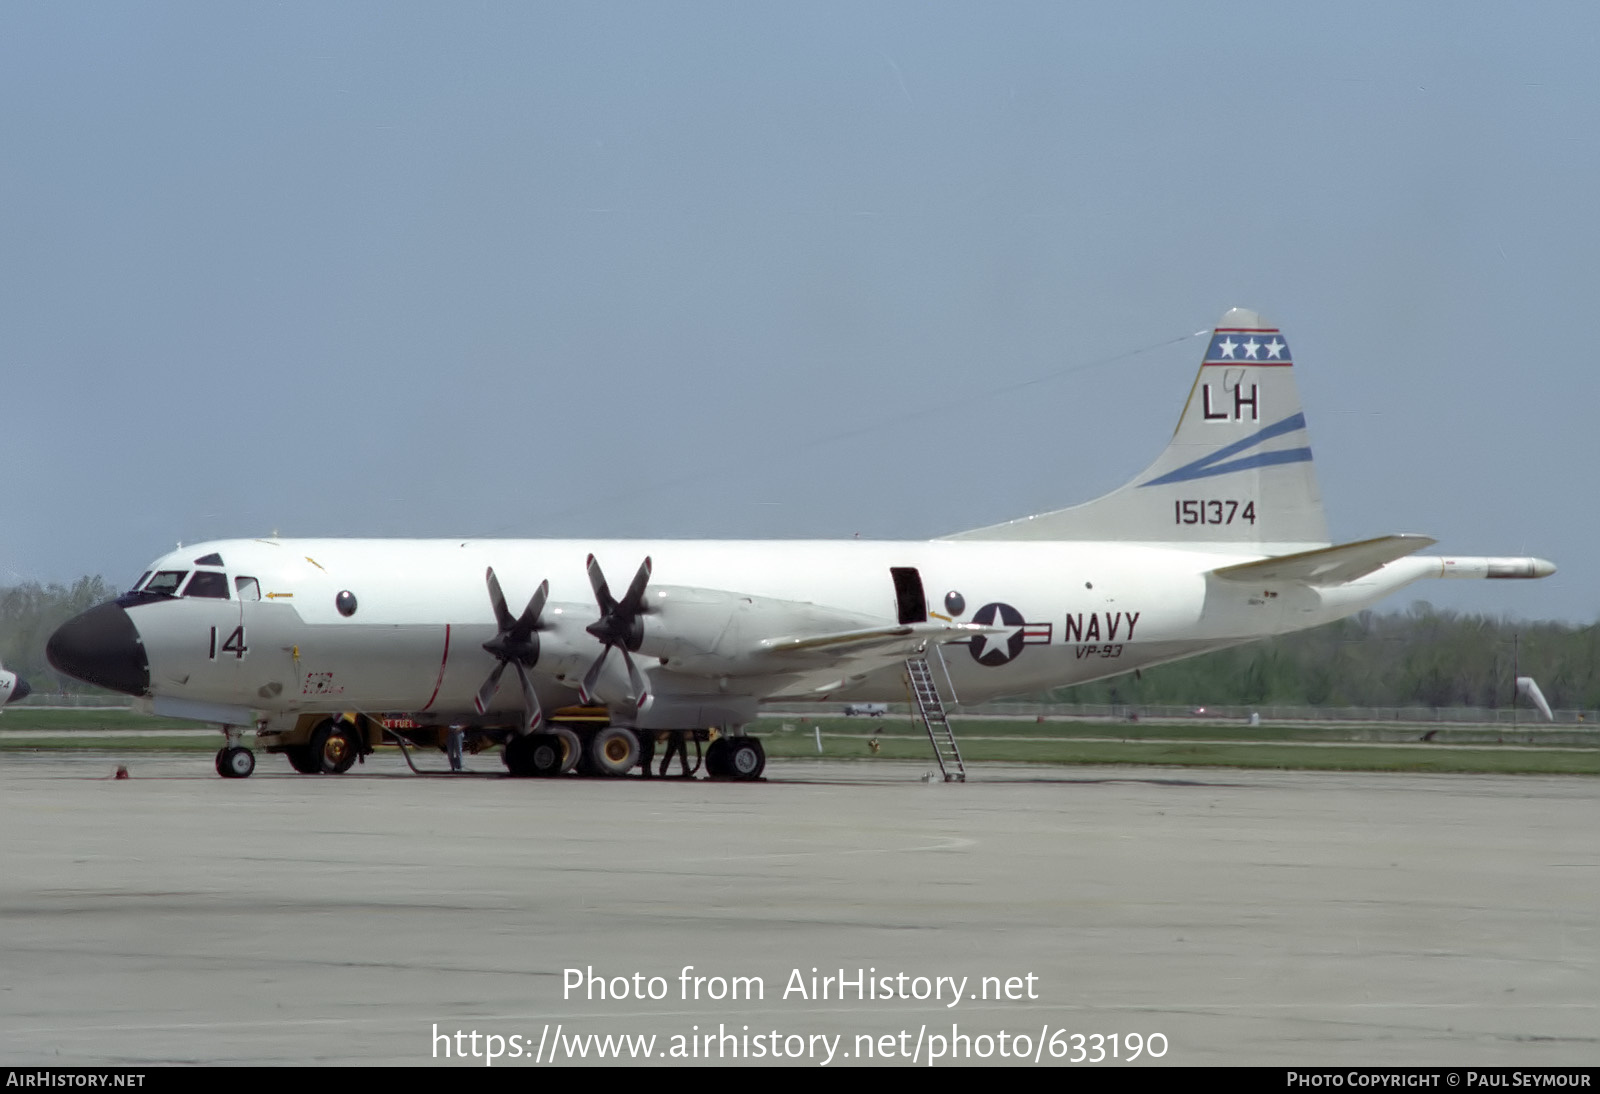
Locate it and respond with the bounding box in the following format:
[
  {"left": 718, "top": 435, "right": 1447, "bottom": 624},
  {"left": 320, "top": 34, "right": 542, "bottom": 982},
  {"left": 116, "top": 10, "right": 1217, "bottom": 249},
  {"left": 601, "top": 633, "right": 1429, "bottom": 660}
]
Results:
[
  {"left": 216, "top": 746, "right": 255, "bottom": 779},
  {"left": 308, "top": 720, "right": 360, "bottom": 774}
]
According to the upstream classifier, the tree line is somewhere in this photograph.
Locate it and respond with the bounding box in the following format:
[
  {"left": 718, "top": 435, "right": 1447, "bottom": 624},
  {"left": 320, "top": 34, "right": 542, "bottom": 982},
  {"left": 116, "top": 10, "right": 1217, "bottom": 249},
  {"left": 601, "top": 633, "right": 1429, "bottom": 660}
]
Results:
[
  {"left": 0, "top": 577, "right": 120, "bottom": 694},
  {"left": 1057, "top": 604, "right": 1600, "bottom": 711},
  {"left": 1, "top": 579, "right": 1595, "bottom": 709}
]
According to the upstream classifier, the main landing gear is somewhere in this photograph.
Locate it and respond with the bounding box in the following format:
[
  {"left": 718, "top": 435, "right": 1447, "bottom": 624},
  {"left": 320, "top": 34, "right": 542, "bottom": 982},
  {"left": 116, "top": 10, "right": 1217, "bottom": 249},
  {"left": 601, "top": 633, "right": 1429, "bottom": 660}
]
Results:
[
  {"left": 501, "top": 727, "right": 765, "bottom": 781},
  {"left": 277, "top": 717, "right": 365, "bottom": 776},
  {"left": 503, "top": 727, "right": 582, "bottom": 777},
  {"left": 703, "top": 736, "right": 765, "bottom": 780},
  {"left": 306, "top": 718, "right": 361, "bottom": 774}
]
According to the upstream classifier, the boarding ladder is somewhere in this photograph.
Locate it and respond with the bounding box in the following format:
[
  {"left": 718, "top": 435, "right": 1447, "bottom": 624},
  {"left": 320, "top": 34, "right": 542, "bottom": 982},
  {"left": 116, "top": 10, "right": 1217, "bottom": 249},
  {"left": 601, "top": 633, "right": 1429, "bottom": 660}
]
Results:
[{"left": 905, "top": 654, "right": 965, "bottom": 782}]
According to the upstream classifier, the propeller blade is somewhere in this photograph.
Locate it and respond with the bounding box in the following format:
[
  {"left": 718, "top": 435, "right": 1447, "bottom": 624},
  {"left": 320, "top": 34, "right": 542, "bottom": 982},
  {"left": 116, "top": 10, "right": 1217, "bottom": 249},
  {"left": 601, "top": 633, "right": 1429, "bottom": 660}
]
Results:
[
  {"left": 579, "top": 643, "right": 611, "bottom": 705},
  {"left": 485, "top": 568, "right": 515, "bottom": 633},
  {"left": 586, "top": 554, "right": 614, "bottom": 613},
  {"left": 480, "top": 569, "right": 551, "bottom": 727},
  {"left": 512, "top": 661, "right": 544, "bottom": 734},
  {"left": 511, "top": 579, "right": 549, "bottom": 643},
  {"left": 619, "top": 556, "right": 653, "bottom": 616},
  {"left": 579, "top": 554, "right": 655, "bottom": 706},
  {"left": 474, "top": 660, "right": 507, "bottom": 715},
  {"left": 620, "top": 647, "right": 650, "bottom": 711}
]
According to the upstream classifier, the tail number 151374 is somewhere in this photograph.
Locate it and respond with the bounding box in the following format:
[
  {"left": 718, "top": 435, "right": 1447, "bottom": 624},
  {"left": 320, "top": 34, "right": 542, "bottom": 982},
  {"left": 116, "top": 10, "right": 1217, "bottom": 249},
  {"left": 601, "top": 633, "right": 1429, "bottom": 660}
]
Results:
[{"left": 1175, "top": 500, "right": 1255, "bottom": 526}]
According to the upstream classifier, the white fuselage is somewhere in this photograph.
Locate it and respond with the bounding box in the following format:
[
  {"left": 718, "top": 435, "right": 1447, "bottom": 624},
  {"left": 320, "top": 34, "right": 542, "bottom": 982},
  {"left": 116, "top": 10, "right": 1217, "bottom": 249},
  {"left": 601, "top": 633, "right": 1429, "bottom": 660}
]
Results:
[{"left": 117, "top": 535, "right": 1439, "bottom": 727}]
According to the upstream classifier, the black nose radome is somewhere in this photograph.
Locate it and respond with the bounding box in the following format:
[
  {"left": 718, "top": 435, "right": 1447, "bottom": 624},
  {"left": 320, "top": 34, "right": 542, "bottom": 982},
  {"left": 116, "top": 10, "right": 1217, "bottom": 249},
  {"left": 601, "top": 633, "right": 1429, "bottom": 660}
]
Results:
[
  {"left": 47, "top": 602, "right": 150, "bottom": 696},
  {"left": 9, "top": 675, "right": 30, "bottom": 703}
]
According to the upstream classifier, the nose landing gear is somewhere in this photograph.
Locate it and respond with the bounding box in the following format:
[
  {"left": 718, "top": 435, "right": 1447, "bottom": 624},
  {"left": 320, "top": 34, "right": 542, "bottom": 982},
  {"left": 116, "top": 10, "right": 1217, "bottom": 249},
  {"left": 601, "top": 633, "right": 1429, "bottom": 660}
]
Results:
[
  {"left": 214, "top": 724, "right": 259, "bottom": 778},
  {"left": 216, "top": 743, "right": 256, "bottom": 778}
]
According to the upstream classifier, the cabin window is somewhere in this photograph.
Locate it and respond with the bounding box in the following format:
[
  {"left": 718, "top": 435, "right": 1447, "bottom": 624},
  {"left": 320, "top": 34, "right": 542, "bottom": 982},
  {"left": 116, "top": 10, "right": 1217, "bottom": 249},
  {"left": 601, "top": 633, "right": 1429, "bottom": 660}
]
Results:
[
  {"left": 144, "top": 571, "right": 188, "bottom": 596},
  {"left": 183, "top": 571, "right": 230, "bottom": 599},
  {"left": 235, "top": 576, "right": 261, "bottom": 602}
]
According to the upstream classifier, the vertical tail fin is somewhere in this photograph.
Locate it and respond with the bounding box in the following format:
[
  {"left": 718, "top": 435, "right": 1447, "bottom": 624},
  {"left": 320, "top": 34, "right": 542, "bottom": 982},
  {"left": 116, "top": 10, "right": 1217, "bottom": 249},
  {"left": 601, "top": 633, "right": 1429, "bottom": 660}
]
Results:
[{"left": 946, "top": 308, "right": 1331, "bottom": 550}]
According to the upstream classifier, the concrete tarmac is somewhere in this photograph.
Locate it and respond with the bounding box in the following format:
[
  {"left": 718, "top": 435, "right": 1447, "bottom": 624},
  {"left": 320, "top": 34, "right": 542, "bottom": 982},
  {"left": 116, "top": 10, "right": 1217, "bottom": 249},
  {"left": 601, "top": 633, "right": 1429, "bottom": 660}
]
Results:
[{"left": 0, "top": 750, "right": 1595, "bottom": 1067}]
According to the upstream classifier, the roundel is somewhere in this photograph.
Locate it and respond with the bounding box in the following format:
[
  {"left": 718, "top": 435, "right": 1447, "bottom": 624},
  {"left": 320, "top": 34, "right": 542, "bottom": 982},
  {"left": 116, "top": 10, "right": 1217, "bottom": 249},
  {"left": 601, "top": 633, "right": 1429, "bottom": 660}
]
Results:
[{"left": 968, "top": 601, "right": 1026, "bottom": 666}]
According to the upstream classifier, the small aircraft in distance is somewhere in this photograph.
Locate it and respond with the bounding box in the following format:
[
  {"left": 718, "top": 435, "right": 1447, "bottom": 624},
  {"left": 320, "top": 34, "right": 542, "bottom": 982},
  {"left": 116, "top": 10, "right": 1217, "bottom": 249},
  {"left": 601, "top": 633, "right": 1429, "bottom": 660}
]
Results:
[
  {"left": 0, "top": 661, "right": 31, "bottom": 706},
  {"left": 47, "top": 309, "right": 1554, "bottom": 779}
]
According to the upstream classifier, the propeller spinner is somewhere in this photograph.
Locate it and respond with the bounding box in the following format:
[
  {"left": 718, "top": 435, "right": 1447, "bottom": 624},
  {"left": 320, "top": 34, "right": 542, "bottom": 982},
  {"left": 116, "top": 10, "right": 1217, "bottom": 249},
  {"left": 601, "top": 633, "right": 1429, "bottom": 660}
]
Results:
[
  {"left": 579, "top": 554, "right": 652, "bottom": 709},
  {"left": 475, "top": 568, "right": 549, "bottom": 735}
]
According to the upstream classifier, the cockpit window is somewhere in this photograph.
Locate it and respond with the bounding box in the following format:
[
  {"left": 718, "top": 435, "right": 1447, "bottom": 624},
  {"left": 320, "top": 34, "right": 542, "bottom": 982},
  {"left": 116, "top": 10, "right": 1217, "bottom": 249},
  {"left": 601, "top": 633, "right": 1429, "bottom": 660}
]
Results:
[
  {"left": 193, "top": 552, "right": 224, "bottom": 566},
  {"left": 144, "top": 571, "right": 188, "bottom": 596},
  {"left": 235, "top": 576, "right": 261, "bottom": 602},
  {"left": 130, "top": 572, "right": 151, "bottom": 592},
  {"left": 183, "top": 571, "right": 230, "bottom": 599}
]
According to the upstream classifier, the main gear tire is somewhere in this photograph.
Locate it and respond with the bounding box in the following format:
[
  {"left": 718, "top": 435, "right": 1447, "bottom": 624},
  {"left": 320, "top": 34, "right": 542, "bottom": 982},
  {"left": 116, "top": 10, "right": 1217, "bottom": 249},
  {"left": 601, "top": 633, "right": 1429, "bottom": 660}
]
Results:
[
  {"left": 283, "top": 745, "right": 320, "bottom": 774},
  {"left": 308, "top": 719, "right": 360, "bottom": 775},
  {"left": 551, "top": 726, "right": 582, "bottom": 775},
  {"left": 704, "top": 737, "right": 730, "bottom": 778},
  {"left": 589, "top": 726, "right": 640, "bottom": 777},
  {"left": 726, "top": 737, "right": 765, "bottom": 780}
]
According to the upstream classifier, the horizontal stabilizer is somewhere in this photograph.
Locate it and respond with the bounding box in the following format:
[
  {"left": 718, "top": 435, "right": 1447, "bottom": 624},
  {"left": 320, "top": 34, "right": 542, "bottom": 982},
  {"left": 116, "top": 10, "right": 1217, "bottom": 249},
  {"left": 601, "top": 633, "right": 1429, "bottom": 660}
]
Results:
[{"left": 1211, "top": 534, "right": 1437, "bottom": 586}]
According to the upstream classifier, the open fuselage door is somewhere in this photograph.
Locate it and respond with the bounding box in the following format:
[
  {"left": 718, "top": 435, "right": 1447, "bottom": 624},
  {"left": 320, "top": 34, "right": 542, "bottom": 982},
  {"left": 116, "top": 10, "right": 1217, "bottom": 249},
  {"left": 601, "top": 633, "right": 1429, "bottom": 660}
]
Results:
[{"left": 890, "top": 567, "right": 928, "bottom": 624}]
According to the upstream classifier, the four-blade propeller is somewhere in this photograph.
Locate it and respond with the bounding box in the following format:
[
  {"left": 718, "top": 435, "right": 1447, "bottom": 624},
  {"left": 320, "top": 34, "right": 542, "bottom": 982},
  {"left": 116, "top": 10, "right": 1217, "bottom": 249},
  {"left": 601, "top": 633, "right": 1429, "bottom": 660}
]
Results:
[
  {"left": 475, "top": 556, "right": 657, "bottom": 722},
  {"left": 579, "top": 554, "right": 652, "bottom": 710},
  {"left": 475, "top": 568, "right": 549, "bottom": 735}
]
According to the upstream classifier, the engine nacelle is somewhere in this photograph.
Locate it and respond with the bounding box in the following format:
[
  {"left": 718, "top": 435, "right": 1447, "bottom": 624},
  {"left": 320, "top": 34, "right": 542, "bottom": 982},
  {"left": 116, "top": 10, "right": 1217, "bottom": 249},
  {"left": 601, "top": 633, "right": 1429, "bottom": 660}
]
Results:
[{"left": 632, "top": 586, "right": 878, "bottom": 674}]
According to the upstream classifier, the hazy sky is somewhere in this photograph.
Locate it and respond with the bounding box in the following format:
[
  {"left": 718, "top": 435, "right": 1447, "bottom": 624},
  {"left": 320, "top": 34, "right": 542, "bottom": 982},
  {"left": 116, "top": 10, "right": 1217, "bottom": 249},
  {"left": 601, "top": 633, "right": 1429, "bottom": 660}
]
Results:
[{"left": 2, "top": 3, "right": 1595, "bottom": 622}]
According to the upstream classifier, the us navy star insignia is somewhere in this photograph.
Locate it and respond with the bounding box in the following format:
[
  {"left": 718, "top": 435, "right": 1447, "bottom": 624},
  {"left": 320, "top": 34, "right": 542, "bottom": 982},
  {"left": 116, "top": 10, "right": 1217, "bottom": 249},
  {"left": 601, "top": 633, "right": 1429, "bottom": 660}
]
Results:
[
  {"left": 968, "top": 602, "right": 1052, "bottom": 666},
  {"left": 976, "top": 620, "right": 1020, "bottom": 661}
]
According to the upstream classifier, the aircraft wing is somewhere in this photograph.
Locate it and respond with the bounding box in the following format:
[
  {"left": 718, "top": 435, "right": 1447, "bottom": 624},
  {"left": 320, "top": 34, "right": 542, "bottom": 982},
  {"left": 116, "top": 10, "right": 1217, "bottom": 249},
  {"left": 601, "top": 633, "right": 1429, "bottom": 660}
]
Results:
[
  {"left": 1210, "top": 534, "right": 1437, "bottom": 586},
  {"left": 757, "top": 623, "right": 999, "bottom": 700},
  {"left": 759, "top": 621, "right": 999, "bottom": 657}
]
